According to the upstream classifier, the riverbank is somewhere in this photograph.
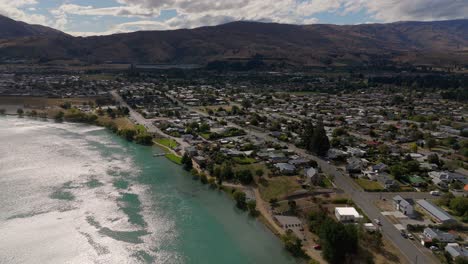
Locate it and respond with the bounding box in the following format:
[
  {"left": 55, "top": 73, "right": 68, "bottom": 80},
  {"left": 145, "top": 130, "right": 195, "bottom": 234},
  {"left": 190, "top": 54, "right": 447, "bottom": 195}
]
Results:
[
  {"left": 0, "top": 116, "right": 298, "bottom": 264},
  {"left": 0, "top": 104, "right": 313, "bottom": 262}
]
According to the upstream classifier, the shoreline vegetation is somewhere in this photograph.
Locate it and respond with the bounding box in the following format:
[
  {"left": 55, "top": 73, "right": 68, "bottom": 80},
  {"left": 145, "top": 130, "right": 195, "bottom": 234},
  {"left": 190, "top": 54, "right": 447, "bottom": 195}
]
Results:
[{"left": 0, "top": 102, "right": 315, "bottom": 262}]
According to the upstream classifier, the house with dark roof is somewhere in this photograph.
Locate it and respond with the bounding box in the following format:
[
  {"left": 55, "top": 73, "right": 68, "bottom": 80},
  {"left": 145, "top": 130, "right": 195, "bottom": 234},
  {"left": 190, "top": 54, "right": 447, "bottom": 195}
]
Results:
[
  {"left": 445, "top": 243, "right": 468, "bottom": 260},
  {"left": 274, "top": 163, "right": 296, "bottom": 175},
  {"left": 423, "top": 228, "right": 456, "bottom": 244}
]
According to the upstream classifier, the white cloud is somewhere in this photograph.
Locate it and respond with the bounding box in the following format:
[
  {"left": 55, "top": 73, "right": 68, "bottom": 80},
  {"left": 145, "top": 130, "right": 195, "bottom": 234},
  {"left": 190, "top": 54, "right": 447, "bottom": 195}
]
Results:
[
  {"left": 41, "top": 0, "right": 468, "bottom": 35},
  {"left": 0, "top": 0, "right": 48, "bottom": 25},
  {"left": 344, "top": 0, "right": 468, "bottom": 22}
]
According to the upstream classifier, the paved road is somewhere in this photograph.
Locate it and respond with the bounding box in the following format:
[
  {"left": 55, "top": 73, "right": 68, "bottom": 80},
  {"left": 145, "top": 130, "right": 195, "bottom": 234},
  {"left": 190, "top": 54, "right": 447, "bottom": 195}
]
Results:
[
  {"left": 159, "top": 94, "right": 437, "bottom": 264},
  {"left": 111, "top": 90, "right": 190, "bottom": 152}
]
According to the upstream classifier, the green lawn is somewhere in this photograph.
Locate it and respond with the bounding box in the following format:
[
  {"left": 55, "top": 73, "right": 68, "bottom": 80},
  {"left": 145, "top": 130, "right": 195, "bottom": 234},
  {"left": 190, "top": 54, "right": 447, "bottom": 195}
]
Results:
[
  {"left": 135, "top": 124, "right": 147, "bottom": 134},
  {"left": 356, "top": 179, "right": 384, "bottom": 191},
  {"left": 200, "top": 133, "right": 211, "bottom": 140},
  {"left": 258, "top": 176, "right": 302, "bottom": 201},
  {"left": 233, "top": 156, "right": 257, "bottom": 164},
  {"left": 165, "top": 153, "right": 182, "bottom": 165},
  {"left": 155, "top": 138, "right": 178, "bottom": 149}
]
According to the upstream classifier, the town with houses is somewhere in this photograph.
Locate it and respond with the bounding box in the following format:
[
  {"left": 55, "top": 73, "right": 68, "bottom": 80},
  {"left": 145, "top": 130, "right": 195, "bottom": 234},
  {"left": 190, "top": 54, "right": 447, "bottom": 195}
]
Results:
[{"left": 1, "top": 70, "right": 467, "bottom": 264}]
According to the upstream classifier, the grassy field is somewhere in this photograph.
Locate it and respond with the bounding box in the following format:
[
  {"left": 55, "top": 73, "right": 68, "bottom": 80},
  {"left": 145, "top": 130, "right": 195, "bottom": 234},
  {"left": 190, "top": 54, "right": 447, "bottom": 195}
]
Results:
[
  {"left": 97, "top": 116, "right": 135, "bottom": 130},
  {"left": 155, "top": 138, "right": 178, "bottom": 149},
  {"left": 258, "top": 176, "right": 302, "bottom": 201},
  {"left": 165, "top": 153, "right": 182, "bottom": 165},
  {"left": 356, "top": 179, "right": 384, "bottom": 191}
]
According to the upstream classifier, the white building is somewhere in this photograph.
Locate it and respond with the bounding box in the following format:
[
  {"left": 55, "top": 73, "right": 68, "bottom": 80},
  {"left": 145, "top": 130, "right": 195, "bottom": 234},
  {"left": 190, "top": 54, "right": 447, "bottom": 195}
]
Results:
[
  {"left": 335, "top": 207, "right": 363, "bottom": 222},
  {"left": 393, "top": 195, "right": 414, "bottom": 217}
]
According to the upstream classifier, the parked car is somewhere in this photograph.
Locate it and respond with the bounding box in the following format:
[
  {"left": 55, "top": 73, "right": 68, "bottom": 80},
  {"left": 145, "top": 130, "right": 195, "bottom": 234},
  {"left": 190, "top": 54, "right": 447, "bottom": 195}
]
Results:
[
  {"left": 430, "top": 191, "right": 441, "bottom": 196},
  {"left": 430, "top": 246, "right": 438, "bottom": 251},
  {"left": 401, "top": 231, "right": 408, "bottom": 238},
  {"left": 374, "top": 218, "right": 382, "bottom": 226},
  {"left": 407, "top": 233, "right": 414, "bottom": 240}
]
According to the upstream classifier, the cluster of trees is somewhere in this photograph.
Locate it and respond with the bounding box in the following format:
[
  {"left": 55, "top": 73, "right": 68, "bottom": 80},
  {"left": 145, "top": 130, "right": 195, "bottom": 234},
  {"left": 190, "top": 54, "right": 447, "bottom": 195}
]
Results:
[
  {"left": 389, "top": 157, "right": 420, "bottom": 182},
  {"left": 281, "top": 230, "right": 308, "bottom": 258},
  {"left": 308, "top": 210, "right": 359, "bottom": 264},
  {"left": 115, "top": 127, "right": 153, "bottom": 145},
  {"left": 438, "top": 193, "right": 468, "bottom": 222},
  {"left": 211, "top": 163, "right": 254, "bottom": 185},
  {"left": 181, "top": 153, "right": 193, "bottom": 171},
  {"left": 54, "top": 109, "right": 98, "bottom": 124},
  {"left": 96, "top": 106, "right": 130, "bottom": 118},
  {"left": 185, "top": 121, "right": 210, "bottom": 135},
  {"left": 301, "top": 122, "right": 330, "bottom": 156}
]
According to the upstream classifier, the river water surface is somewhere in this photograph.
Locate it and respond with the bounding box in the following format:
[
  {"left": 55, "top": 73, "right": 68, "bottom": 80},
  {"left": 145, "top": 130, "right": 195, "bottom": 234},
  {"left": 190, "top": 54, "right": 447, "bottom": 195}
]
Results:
[{"left": 0, "top": 116, "right": 297, "bottom": 264}]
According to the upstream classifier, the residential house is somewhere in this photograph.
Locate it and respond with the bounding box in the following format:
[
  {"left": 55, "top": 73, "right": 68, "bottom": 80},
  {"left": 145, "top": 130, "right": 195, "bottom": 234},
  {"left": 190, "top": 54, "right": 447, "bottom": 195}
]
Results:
[
  {"left": 445, "top": 243, "right": 468, "bottom": 260},
  {"left": 393, "top": 195, "right": 414, "bottom": 217},
  {"left": 422, "top": 228, "right": 456, "bottom": 245},
  {"left": 377, "top": 173, "right": 398, "bottom": 190},
  {"left": 274, "top": 163, "right": 296, "bottom": 175},
  {"left": 305, "top": 167, "right": 320, "bottom": 185},
  {"left": 268, "top": 153, "right": 289, "bottom": 164},
  {"left": 346, "top": 157, "right": 365, "bottom": 173}
]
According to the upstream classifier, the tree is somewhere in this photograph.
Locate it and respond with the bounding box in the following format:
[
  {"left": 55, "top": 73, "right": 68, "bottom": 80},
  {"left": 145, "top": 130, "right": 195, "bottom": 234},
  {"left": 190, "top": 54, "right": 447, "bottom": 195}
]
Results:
[
  {"left": 332, "top": 127, "right": 347, "bottom": 137},
  {"left": 319, "top": 218, "right": 358, "bottom": 264},
  {"left": 221, "top": 163, "right": 234, "bottom": 180},
  {"left": 455, "top": 256, "right": 468, "bottom": 264},
  {"left": 233, "top": 190, "right": 247, "bottom": 210},
  {"left": 17, "top": 108, "right": 24, "bottom": 117},
  {"left": 302, "top": 121, "right": 330, "bottom": 156},
  {"left": 281, "top": 230, "right": 307, "bottom": 258},
  {"left": 301, "top": 122, "right": 315, "bottom": 150},
  {"left": 426, "top": 138, "right": 437, "bottom": 149},
  {"left": 0, "top": 108, "right": 5, "bottom": 115},
  {"left": 449, "top": 197, "right": 468, "bottom": 216},
  {"left": 54, "top": 111, "right": 64, "bottom": 121},
  {"left": 255, "top": 169, "right": 264, "bottom": 177},
  {"left": 181, "top": 153, "right": 193, "bottom": 171},
  {"left": 427, "top": 154, "right": 442, "bottom": 166},
  {"left": 135, "top": 133, "right": 153, "bottom": 145},
  {"left": 311, "top": 124, "right": 330, "bottom": 156},
  {"left": 409, "top": 142, "right": 418, "bottom": 153},
  {"left": 199, "top": 123, "right": 210, "bottom": 133},
  {"left": 236, "top": 169, "right": 253, "bottom": 185},
  {"left": 119, "top": 129, "right": 136, "bottom": 141},
  {"left": 247, "top": 200, "right": 258, "bottom": 216},
  {"left": 199, "top": 173, "right": 208, "bottom": 184},
  {"left": 390, "top": 164, "right": 407, "bottom": 181},
  {"left": 288, "top": 200, "right": 298, "bottom": 215}
]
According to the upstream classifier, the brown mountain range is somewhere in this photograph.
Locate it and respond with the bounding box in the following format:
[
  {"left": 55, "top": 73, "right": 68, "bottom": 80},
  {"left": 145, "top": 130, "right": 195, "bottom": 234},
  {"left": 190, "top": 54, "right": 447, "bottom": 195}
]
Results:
[{"left": 0, "top": 15, "right": 467, "bottom": 67}]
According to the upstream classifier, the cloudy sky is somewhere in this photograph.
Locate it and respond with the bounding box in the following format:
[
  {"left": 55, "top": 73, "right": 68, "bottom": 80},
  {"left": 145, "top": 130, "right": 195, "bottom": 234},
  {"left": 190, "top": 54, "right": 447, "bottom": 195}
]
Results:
[{"left": 1, "top": 0, "right": 467, "bottom": 36}]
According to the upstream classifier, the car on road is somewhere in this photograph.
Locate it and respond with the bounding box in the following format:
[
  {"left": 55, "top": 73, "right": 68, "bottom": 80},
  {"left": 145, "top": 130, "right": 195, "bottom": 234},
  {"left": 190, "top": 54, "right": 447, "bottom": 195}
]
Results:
[
  {"left": 374, "top": 218, "right": 382, "bottom": 226},
  {"left": 430, "top": 191, "right": 441, "bottom": 196},
  {"left": 401, "top": 231, "right": 408, "bottom": 238}
]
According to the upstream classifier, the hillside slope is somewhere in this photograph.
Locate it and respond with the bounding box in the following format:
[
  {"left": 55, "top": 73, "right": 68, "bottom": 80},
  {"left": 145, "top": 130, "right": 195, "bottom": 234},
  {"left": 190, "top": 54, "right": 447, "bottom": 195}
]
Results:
[{"left": 0, "top": 17, "right": 466, "bottom": 67}]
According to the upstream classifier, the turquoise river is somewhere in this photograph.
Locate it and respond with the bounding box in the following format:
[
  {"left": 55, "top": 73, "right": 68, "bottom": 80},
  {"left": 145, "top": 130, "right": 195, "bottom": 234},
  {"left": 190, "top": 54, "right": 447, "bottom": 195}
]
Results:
[{"left": 0, "top": 116, "right": 298, "bottom": 264}]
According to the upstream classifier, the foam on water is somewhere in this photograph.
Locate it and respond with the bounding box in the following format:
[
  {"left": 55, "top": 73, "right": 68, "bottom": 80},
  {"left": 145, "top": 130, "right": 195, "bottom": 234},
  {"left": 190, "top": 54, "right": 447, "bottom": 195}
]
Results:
[{"left": 0, "top": 117, "right": 157, "bottom": 263}]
